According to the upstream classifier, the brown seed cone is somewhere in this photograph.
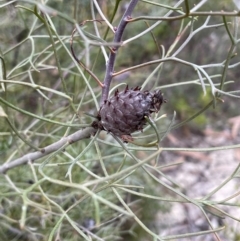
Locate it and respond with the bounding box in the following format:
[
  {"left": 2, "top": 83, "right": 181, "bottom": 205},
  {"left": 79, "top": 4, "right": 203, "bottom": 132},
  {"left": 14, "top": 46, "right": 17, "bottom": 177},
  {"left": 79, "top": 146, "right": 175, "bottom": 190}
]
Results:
[{"left": 94, "top": 86, "right": 166, "bottom": 139}]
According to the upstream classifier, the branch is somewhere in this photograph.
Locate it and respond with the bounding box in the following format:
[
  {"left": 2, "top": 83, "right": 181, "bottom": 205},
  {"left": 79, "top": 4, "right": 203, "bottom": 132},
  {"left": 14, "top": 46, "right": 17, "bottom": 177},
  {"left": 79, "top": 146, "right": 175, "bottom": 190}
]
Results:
[
  {"left": 70, "top": 20, "right": 104, "bottom": 88},
  {"left": 0, "top": 127, "right": 96, "bottom": 174},
  {"left": 128, "top": 11, "right": 240, "bottom": 22},
  {"left": 100, "top": 0, "right": 139, "bottom": 105}
]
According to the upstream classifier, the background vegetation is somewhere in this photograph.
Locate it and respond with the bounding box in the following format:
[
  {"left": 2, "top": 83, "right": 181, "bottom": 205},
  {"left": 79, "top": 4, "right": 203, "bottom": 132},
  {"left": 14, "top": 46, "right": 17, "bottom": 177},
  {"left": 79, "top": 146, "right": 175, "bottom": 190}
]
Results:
[{"left": 1, "top": 0, "right": 240, "bottom": 240}]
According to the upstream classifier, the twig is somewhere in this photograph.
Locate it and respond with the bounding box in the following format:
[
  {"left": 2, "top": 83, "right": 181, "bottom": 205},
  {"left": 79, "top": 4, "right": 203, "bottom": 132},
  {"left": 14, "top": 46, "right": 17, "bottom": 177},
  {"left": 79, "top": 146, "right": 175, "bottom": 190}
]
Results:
[
  {"left": 0, "top": 127, "right": 96, "bottom": 174},
  {"left": 70, "top": 20, "right": 104, "bottom": 87},
  {"left": 128, "top": 11, "right": 240, "bottom": 22},
  {"left": 100, "top": 0, "right": 139, "bottom": 105}
]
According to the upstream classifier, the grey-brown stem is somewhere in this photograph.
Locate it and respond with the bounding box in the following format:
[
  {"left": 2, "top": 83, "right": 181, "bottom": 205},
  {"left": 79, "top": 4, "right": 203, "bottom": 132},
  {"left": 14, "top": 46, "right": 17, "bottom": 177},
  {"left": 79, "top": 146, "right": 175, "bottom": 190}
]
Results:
[
  {"left": 100, "top": 0, "right": 139, "bottom": 106},
  {"left": 0, "top": 127, "right": 96, "bottom": 174}
]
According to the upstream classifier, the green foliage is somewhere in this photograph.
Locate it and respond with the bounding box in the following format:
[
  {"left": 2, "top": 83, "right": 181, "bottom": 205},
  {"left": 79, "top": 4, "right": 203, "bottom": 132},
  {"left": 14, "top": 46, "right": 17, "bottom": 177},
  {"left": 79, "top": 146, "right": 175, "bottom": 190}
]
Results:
[{"left": 1, "top": 1, "right": 240, "bottom": 241}]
